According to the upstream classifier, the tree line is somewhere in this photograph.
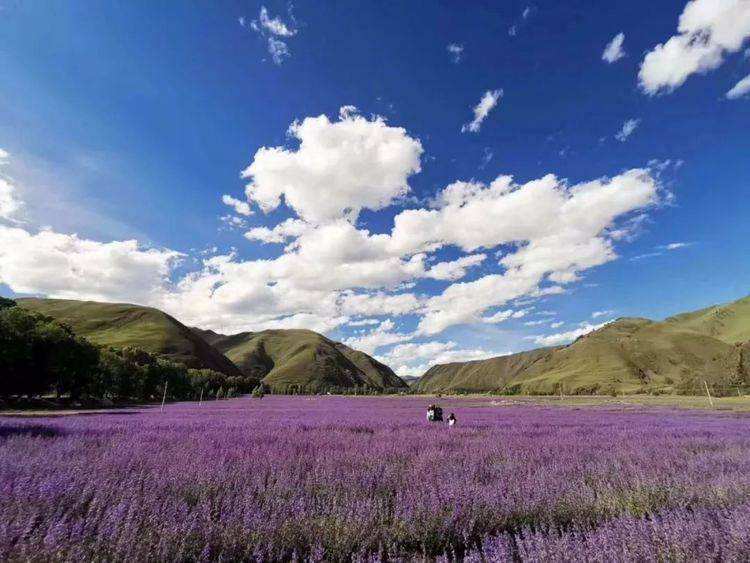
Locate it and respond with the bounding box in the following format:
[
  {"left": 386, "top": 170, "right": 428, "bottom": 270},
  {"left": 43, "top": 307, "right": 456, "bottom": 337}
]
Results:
[{"left": 0, "top": 298, "right": 258, "bottom": 403}]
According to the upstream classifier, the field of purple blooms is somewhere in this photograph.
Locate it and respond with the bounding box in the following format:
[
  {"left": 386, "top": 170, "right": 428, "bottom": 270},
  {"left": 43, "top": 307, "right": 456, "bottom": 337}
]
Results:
[{"left": 2, "top": 396, "right": 750, "bottom": 562}]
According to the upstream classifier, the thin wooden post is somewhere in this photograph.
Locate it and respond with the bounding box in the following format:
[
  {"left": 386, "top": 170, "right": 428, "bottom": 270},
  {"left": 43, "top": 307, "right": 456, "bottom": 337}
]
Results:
[
  {"left": 738, "top": 387, "right": 742, "bottom": 398},
  {"left": 703, "top": 380, "right": 713, "bottom": 408},
  {"left": 161, "top": 381, "right": 168, "bottom": 411},
  {"left": 199, "top": 388, "right": 204, "bottom": 407}
]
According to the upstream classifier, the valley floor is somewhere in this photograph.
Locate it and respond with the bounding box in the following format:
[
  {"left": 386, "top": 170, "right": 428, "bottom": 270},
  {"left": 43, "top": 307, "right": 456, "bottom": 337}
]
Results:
[
  {"left": 4, "top": 392, "right": 749, "bottom": 417},
  {"left": 406, "top": 392, "right": 750, "bottom": 412},
  {"left": 2, "top": 395, "right": 750, "bottom": 561}
]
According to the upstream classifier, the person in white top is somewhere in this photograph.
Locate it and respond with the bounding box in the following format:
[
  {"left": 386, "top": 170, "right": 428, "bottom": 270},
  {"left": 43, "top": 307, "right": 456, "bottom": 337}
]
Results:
[{"left": 447, "top": 413, "right": 456, "bottom": 427}]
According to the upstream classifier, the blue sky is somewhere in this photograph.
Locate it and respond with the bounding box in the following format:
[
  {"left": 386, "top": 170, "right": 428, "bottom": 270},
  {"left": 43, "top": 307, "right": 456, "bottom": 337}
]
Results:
[{"left": 0, "top": 1, "right": 749, "bottom": 375}]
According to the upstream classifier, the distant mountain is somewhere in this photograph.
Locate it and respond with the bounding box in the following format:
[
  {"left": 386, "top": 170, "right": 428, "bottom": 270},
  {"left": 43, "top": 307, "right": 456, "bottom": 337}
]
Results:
[
  {"left": 416, "top": 295, "right": 750, "bottom": 395},
  {"left": 400, "top": 375, "right": 421, "bottom": 387},
  {"left": 16, "top": 298, "right": 406, "bottom": 393},
  {"left": 333, "top": 341, "right": 407, "bottom": 389},
  {"left": 196, "top": 328, "right": 408, "bottom": 392},
  {"left": 18, "top": 298, "right": 244, "bottom": 378},
  {"left": 416, "top": 347, "right": 557, "bottom": 393}
]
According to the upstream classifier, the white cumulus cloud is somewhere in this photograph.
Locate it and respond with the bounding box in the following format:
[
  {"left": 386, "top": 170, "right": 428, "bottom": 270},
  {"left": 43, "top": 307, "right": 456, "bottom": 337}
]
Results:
[
  {"left": 244, "top": 218, "right": 309, "bottom": 244},
  {"left": 0, "top": 225, "right": 181, "bottom": 304},
  {"left": 639, "top": 0, "right": 750, "bottom": 95},
  {"left": 338, "top": 290, "right": 422, "bottom": 318},
  {"left": 0, "top": 150, "right": 22, "bottom": 221},
  {"left": 425, "top": 253, "right": 486, "bottom": 281},
  {"left": 0, "top": 178, "right": 22, "bottom": 221},
  {"left": 241, "top": 106, "right": 423, "bottom": 223},
  {"left": 0, "top": 118, "right": 667, "bottom": 344},
  {"left": 343, "top": 319, "right": 411, "bottom": 354},
  {"left": 222, "top": 194, "right": 253, "bottom": 216},
  {"left": 403, "top": 168, "right": 661, "bottom": 334},
  {"left": 377, "top": 340, "right": 507, "bottom": 377}
]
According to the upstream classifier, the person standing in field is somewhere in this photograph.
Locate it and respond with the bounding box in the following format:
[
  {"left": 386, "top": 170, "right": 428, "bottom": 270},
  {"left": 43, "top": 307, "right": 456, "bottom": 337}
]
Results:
[
  {"left": 426, "top": 404, "right": 444, "bottom": 422},
  {"left": 447, "top": 413, "right": 456, "bottom": 427}
]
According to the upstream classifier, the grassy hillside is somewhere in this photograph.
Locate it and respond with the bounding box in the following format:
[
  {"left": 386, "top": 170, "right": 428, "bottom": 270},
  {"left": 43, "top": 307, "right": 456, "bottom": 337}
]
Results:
[
  {"left": 417, "top": 347, "right": 557, "bottom": 393},
  {"left": 18, "top": 299, "right": 244, "bottom": 378},
  {"left": 416, "top": 294, "right": 750, "bottom": 395},
  {"left": 662, "top": 295, "right": 750, "bottom": 344},
  {"left": 333, "top": 342, "right": 406, "bottom": 389},
  {"left": 203, "top": 328, "right": 407, "bottom": 391}
]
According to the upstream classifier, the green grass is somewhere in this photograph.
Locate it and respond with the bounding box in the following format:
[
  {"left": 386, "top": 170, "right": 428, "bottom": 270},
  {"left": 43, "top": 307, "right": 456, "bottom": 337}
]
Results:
[
  {"left": 405, "top": 393, "right": 750, "bottom": 412},
  {"left": 662, "top": 294, "right": 750, "bottom": 344},
  {"left": 417, "top": 293, "right": 750, "bottom": 395},
  {"left": 16, "top": 299, "right": 407, "bottom": 392},
  {"left": 207, "top": 329, "right": 406, "bottom": 391},
  {"left": 18, "top": 298, "right": 243, "bottom": 377},
  {"left": 5, "top": 393, "right": 750, "bottom": 415}
]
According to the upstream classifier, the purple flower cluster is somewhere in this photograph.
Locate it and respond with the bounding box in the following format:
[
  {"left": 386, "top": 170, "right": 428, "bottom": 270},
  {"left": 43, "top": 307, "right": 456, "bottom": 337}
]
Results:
[
  {"left": 2, "top": 396, "right": 750, "bottom": 561},
  {"left": 453, "top": 503, "right": 750, "bottom": 562}
]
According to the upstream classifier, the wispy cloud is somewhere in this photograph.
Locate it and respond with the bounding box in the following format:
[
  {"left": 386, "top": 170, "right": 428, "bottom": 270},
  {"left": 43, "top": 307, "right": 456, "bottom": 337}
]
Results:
[
  {"left": 256, "top": 6, "right": 296, "bottom": 37},
  {"left": 267, "top": 37, "right": 291, "bottom": 65},
  {"left": 478, "top": 147, "right": 494, "bottom": 169},
  {"left": 602, "top": 32, "right": 625, "bottom": 63},
  {"left": 726, "top": 74, "right": 750, "bottom": 100},
  {"left": 529, "top": 321, "right": 610, "bottom": 347},
  {"left": 509, "top": 6, "right": 535, "bottom": 36},
  {"left": 447, "top": 43, "right": 464, "bottom": 63},
  {"left": 630, "top": 251, "right": 663, "bottom": 261},
  {"left": 615, "top": 118, "right": 640, "bottom": 142},
  {"left": 247, "top": 5, "right": 298, "bottom": 65},
  {"left": 462, "top": 89, "right": 503, "bottom": 133},
  {"left": 591, "top": 310, "right": 614, "bottom": 319},
  {"left": 631, "top": 241, "right": 694, "bottom": 261},
  {"left": 658, "top": 242, "right": 693, "bottom": 251}
]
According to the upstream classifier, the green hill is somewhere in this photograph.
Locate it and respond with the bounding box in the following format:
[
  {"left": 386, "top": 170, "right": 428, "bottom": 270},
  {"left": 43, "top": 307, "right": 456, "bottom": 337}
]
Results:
[
  {"left": 18, "top": 298, "right": 244, "bottom": 378},
  {"left": 416, "top": 347, "right": 558, "bottom": 393},
  {"left": 197, "top": 328, "right": 407, "bottom": 392},
  {"left": 662, "top": 295, "right": 750, "bottom": 344},
  {"left": 416, "top": 294, "right": 750, "bottom": 395}
]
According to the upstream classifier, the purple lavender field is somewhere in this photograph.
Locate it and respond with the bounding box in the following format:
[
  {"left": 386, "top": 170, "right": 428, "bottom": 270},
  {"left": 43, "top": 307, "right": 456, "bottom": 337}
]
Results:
[{"left": 3, "top": 396, "right": 750, "bottom": 562}]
